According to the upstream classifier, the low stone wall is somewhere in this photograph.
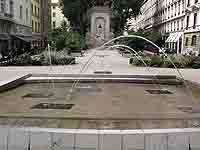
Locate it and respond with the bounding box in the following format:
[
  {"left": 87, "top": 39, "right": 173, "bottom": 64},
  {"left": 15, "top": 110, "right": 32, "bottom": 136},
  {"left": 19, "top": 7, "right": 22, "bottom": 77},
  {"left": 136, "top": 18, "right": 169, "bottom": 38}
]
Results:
[{"left": 0, "top": 126, "right": 200, "bottom": 150}]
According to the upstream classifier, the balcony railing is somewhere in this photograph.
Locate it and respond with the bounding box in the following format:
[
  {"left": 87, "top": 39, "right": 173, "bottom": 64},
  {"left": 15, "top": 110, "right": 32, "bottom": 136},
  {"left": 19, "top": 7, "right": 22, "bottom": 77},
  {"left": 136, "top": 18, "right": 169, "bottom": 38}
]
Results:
[
  {"left": 4, "top": 13, "right": 13, "bottom": 18},
  {"left": 0, "top": 12, "right": 14, "bottom": 22},
  {"left": 185, "top": 25, "right": 200, "bottom": 31}
]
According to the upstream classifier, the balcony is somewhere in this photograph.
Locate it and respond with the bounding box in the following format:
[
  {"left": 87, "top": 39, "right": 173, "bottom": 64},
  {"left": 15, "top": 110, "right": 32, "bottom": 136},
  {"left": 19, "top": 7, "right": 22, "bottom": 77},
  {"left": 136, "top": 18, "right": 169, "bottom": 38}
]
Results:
[
  {"left": 185, "top": 3, "right": 199, "bottom": 12},
  {"left": 0, "top": 12, "right": 15, "bottom": 22},
  {"left": 185, "top": 7, "right": 192, "bottom": 13},
  {"left": 191, "top": 4, "right": 200, "bottom": 10},
  {"left": 185, "top": 25, "right": 200, "bottom": 33},
  {"left": 4, "top": 13, "right": 13, "bottom": 18}
]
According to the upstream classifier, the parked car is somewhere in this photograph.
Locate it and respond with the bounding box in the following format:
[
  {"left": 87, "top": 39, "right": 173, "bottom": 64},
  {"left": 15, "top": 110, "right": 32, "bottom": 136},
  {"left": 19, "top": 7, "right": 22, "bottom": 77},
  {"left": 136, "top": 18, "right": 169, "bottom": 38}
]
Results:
[
  {"left": 127, "top": 40, "right": 159, "bottom": 55},
  {"left": 143, "top": 43, "right": 159, "bottom": 55},
  {"left": 127, "top": 39, "right": 145, "bottom": 52}
]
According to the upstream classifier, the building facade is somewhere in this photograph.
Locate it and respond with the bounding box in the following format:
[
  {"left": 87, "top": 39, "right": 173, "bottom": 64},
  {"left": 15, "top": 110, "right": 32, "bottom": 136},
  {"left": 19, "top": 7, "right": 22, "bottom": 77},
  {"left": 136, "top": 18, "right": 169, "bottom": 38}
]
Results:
[
  {"left": 0, "top": 0, "right": 15, "bottom": 55},
  {"left": 132, "top": 0, "right": 200, "bottom": 55},
  {"left": 51, "top": 0, "right": 68, "bottom": 29},
  {"left": 0, "top": 0, "right": 32, "bottom": 58},
  {"left": 41, "top": 0, "right": 51, "bottom": 47},
  {"left": 31, "top": 0, "right": 51, "bottom": 48},
  {"left": 31, "top": 0, "right": 41, "bottom": 47},
  {"left": 183, "top": 0, "right": 200, "bottom": 55}
]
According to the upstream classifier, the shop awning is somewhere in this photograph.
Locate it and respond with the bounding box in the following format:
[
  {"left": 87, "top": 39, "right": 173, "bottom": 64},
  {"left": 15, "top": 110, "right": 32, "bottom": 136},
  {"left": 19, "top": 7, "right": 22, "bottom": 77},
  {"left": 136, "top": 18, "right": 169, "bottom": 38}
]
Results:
[
  {"left": 12, "top": 35, "right": 33, "bottom": 43},
  {"left": 166, "top": 33, "right": 176, "bottom": 43},
  {"left": 166, "top": 32, "right": 183, "bottom": 43},
  {"left": 173, "top": 32, "right": 182, "bottom": 42},
  {"left": 0, "top": 33, "right": 11, "bottom": 40}
]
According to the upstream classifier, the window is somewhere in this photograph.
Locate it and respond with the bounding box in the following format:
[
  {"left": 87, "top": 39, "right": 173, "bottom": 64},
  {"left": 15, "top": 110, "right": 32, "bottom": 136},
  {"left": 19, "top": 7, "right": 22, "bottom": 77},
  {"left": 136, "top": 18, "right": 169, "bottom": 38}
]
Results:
[
  {"left": 38, "top": 22, "right": 40, "bottom": 32},
  {"left": 187, "top": 0, "right": 190, "bottom": 7},
  {"left": 26, "top": 8, "right": 28, "bottom": 22},
  {"left": 177, "top": 20, "right": 179, "bottom": 30},
  {"left": 10, "top": 0, "right": 13, "bottom": 16},
  {"left": 53, "top": 21, "right": 56, "bottom": 28},
  {"left": 186, "top": 16, "right": 189, "bottom": 29},
  {"left": 181, "top": 19, "right": 184, "bottom": 29},
  {"left": 171, "top": 5, "right": 173, "bottom": 17},
  {"left": 34, "top": 5, "right": 36, "bottom": 16},
  {"left": 182, "top": 1, "right": 185, "bottom": 13},
  {"left": 53, "top": 6, "right": 55, "bottom": 9},
  {"left": 185, "top": 37, "right": 189, "bottom": 46},
  {"left": 35, "top": 21, "right": 37, "bottom": 32},
  {"left": 178, "top": 1, "right": 180, "bottom": 14},
  {"left": 171, "top": 22, "right": 173, "bottom": 31},
  {"left": 191, "top": 35, "right": 197, "bottom": 46},
  {"left": 53, "top": 12, "right": 56, "bottom": 17},
  {"left": 195, "top": 0, "right": 198, "bottom": 3},
  {"left": 38, "top": 8, "right": 40, "bottom": 17},
  {"left": 174, "top": 3, "right": 177, "bottom": 16},
  {"left": 32, "top": 20, "right": 34, "bottom": 32},
  {"left": 1, "top": 0, "right": 5, "bottom": 13},
  {"left": 174, "top": 21, "right": 176, "bottom": 31},
  {"left": 31, "top": 3, "right": 33, "bottom": 14},
  {"left": 168, "top": 7, "right": 170, "bottom": 19},
  {"left": 20, "top": 5, "right": 23, "bottom": 19},
  {"left": 193, "top": 13, "right": 197, "bottom": 29}
]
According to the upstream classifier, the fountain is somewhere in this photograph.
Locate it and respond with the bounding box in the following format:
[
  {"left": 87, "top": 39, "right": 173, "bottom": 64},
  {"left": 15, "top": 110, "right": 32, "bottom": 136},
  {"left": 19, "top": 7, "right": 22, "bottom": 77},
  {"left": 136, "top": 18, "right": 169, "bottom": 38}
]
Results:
[
  {"left": 0, "top": 1, "right": 200, "bottom": 147},
  {"left": 0, "top": 36, "right": 199, "bottom": 130}
]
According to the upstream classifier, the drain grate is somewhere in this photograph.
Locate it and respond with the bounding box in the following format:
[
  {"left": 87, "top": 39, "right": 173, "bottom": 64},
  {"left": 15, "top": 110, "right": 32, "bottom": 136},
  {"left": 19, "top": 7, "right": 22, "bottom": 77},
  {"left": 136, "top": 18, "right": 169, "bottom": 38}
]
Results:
[
  {"left": 31, "top": 103, "right": 74, "bottom": 110},
  {"left": 94, "top": 71, "right": 112, "bottom": 74},
  {"left": 177, "top": 106, "right": 200, "bottom": 113},
  {"left": 23, "top": 93, "right": 54, "bottom": 98},
  {"left": 146, "top": 89, "right": 173, "bottom": 94}
]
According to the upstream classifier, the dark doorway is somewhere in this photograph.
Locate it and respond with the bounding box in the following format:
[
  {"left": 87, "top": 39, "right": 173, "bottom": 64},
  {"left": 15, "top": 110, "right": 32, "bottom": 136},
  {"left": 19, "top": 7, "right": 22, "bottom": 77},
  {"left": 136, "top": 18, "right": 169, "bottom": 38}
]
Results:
[{"left": 179, "top": 38, "right": 182, "bottom": 54}]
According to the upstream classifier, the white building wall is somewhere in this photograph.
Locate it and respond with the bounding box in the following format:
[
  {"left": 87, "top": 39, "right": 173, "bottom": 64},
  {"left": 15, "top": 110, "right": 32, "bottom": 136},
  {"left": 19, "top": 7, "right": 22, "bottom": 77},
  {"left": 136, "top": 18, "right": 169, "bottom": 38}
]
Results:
[
  {"left": 13, "top": 0, "right": 31, "bottom": 27},
  {"left": 183, "top": 0, "right": 200, "bottom": 55},
  {"left": 0, "top": 0, "right": 31, "bottom": 34},
  {"left": 13, "top": 0, "right": 32, "bottom": 35},
  {"left": 51, "top": 0, "right": 68, "bottom": 29},
  {"left": 131, "top": 0, "right": 192, "bottom": 54}
]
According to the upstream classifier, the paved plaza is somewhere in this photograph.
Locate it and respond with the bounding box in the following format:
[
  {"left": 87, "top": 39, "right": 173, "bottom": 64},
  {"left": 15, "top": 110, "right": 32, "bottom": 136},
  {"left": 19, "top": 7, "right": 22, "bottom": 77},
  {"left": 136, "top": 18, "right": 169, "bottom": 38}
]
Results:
[
  {"left": 0, "top": 50, "right": 200, "bottom": 149},
  {"left": 1, "top": 49, "right": 200, "bottom": 84}
]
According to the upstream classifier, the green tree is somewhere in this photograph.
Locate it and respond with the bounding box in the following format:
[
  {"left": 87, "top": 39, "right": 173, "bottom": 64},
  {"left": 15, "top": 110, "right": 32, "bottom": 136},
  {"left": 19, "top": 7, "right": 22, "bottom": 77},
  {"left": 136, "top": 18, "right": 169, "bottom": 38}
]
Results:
[
  {"left": 61, "top": 0, "right": 92, "bottom": 35},
  {"left": 128, "top": 29, "right": 164, "bottom": 47},
  {"left": 112, "top": 0, "right": 145, "bottom": 36},
  {"left": 61, "top": 0, "right": 144, "bottom": 37}
]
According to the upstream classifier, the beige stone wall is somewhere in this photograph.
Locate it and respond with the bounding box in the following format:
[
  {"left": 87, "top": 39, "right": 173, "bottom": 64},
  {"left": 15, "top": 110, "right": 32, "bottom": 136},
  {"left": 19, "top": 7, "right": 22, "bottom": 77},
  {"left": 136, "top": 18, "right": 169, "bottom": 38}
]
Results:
[{"left": 184, "top": 32, "right": 200, "bottom": 55}]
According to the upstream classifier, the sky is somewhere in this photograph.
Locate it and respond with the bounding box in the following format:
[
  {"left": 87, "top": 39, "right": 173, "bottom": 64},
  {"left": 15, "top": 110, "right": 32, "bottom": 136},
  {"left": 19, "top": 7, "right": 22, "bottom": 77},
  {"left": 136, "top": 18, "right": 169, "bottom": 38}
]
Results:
[{"left": 51, "top": 0, "right": 59, "bottom": 3}]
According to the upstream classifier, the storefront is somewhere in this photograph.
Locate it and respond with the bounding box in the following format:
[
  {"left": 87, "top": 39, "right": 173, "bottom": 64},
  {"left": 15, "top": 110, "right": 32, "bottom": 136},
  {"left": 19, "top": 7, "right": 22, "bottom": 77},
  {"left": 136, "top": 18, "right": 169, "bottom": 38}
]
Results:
[
  {"left": 11, "top": 34, "right": 32, "bottom": 56},
  {"left": 32, "top": 33, "right": 42, "bottom": 49},
  {"left": 0, "top": 33, "right": 11, "bottom": 59}
]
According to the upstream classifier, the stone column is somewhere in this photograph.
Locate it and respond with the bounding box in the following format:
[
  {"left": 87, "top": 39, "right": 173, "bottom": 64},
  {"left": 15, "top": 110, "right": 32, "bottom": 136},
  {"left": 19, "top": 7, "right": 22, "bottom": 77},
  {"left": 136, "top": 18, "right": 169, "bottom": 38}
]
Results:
[{"left": 88, "top": 7, "right": 113, "bottom": 48}]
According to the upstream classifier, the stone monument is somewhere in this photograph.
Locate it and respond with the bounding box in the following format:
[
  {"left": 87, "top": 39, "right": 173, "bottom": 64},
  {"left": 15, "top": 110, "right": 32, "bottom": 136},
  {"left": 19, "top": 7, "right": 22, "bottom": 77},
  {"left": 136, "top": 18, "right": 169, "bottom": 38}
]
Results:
[{"left": 87, "top": 6, "right": 113, "bottom": 47}]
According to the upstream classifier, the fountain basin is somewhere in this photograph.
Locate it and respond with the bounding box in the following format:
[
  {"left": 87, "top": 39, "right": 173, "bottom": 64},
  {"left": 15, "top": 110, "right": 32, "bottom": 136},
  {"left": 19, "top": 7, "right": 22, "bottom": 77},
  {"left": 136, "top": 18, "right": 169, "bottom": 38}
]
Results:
[{"left": 0, "top": 74, "right": 200, "bottom": 129}]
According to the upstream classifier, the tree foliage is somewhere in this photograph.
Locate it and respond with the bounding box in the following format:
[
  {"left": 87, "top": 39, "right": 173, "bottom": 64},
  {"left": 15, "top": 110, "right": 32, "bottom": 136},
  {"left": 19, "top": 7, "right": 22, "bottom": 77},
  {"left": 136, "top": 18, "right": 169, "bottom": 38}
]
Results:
[
  {"left": 61, "top": 0, "right": 92, "bottom": 35},
  {"left": 128, "top": 29, "right": 164, "bottom": 47},
  {"left": 112, "top": 0, "right": 145, "bottom": 36},
  {"left": 61, "top": 0, "right": 144, "bottom": 36},
  {"left": 49, "top": 27, "right": 86, "bottom": 51}
]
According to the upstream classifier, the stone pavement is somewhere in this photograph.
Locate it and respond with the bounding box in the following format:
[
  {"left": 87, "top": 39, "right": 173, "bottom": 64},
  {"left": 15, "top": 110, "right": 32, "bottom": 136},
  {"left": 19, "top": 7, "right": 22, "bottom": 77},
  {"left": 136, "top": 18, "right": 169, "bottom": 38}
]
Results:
[{"left": 0, "top": 49, "right": 200, "bottom": 84}]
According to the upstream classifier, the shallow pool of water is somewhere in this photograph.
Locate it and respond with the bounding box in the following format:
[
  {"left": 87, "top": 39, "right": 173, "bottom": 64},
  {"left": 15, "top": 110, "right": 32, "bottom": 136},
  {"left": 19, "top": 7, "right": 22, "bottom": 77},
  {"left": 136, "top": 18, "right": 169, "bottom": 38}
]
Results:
[{"left": 0, "top": 81, "right": 200, "bottom": 129}]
